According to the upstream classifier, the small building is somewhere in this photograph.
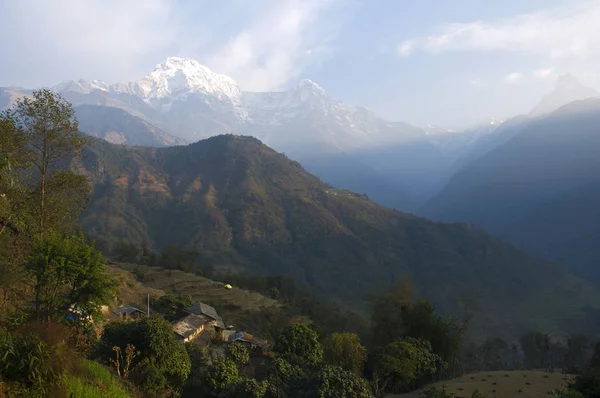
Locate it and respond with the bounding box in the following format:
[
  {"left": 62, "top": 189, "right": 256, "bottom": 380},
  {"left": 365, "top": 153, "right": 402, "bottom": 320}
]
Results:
[
  {"left": 224, "top": 330, "right": 270, "bottom": 354},
  {"left": 186, "top": 301, "right": 225, "bottom": 330},
  {"left": 111, "top": 304, "right": 146, "bottom": 320},
  {"left": 172, "top": 314, "right": 211, "bottom": 343}
]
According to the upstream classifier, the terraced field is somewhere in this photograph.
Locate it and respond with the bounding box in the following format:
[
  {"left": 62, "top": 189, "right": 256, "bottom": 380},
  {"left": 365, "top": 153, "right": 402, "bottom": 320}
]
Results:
[
  {"left": 388, "top": 371, "right": 575, "bottom": 398},
  {"left": 108, "top": 263, "right": 306, "bottom": 340}
]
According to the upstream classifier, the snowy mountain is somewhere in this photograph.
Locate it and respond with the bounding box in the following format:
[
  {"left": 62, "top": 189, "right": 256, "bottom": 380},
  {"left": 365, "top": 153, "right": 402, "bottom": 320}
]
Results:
[
  {"left": 48, "top": 57, "right": 425, "bottom": 150},
  {"left": 530, "top": 74, "right": 599, "bottom": 117}
]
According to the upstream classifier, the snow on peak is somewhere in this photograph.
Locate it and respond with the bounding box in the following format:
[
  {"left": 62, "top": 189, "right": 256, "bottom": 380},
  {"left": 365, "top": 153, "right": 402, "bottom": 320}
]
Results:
[
  {"left": 131, "top": 57, "right": 241, "bottom": 101},
  {"left": 54, "top": 79, "right": 108, "bottom": 94}
]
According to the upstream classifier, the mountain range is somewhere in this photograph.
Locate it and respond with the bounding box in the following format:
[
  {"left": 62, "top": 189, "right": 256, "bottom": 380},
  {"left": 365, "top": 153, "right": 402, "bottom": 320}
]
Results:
[
  {"left": 423, "top": 97, "right": 600, "bottom": 284},
  {"left": 3, "top": 58, "right": 598, "bottom": 212},
  {"left": 4, "top": 57, "right": 600, "bottom": 338},
  {"left": 74, "top": 134, "right": 600, "bottom": 340}
]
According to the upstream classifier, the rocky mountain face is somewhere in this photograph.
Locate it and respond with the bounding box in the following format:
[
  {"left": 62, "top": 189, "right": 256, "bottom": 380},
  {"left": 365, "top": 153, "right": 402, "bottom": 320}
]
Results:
[
  {"left": 75, "top": 105, "right": 186, "bottom": 147},
  {"left": 76, "top": 134, "right": 600, "bottom": 340}
]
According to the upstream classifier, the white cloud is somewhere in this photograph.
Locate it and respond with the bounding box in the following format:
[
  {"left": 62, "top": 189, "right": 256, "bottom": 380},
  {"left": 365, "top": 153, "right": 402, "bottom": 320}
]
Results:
[
  {"left": 205, "top": 0, "right": 343, "bottom": 91},
  {"left": 470, "top": 77, "right": 483, "bottom": 86},
  {"left": 505, "top": 72, "right": 522, "bottom": 84},
  {"left": 0, "top": 0, "right": 344, "bottom": 90},
  {"left": 397, "top": 1, "right": 600, "bottom": 59},
  {"left": 534, "top": 68, "right": 556, "bottom": 79}
]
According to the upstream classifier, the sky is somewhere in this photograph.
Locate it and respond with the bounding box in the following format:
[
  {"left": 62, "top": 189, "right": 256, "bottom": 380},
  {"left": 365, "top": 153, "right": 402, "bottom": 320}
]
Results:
[{"left": 2, "top": 0, "right": 600, "bottom": 128}]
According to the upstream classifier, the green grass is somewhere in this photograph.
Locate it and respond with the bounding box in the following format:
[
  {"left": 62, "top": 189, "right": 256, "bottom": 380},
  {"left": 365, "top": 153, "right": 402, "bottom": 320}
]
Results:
[{"left": 62, "top": 359, "right": 132, "bottom": 398}]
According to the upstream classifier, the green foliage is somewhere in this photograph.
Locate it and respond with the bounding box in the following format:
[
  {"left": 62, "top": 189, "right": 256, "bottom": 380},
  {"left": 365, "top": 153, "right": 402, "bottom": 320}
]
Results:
[
  {"left": 418, "top": 386, "right": 455, "bottom": 398},
  {"left": 323, "top": 332, "right": 367, "bottom": 375},
  {"left": 61, "top": 359, "right": 132, "bottom": 398},
  {"left": 275, "top": 323, "right": 323, "bottom": 366},
  {"left": 470, "top": 389, "right": 485, "bottom": 398},
  {"left": 26, "top": 232, "right": 115, "bottom": 322},
  {"left": 10, "top": 89, "right": 89, "bottom": 238},
  {"left": 548, "top": 389, "right": 584, "bottom": 398},
  {"left": 201, "top": 358, "right": 241, "bottom": 397},
  {"left": 301, "top": 365, "right": 372, "bottom": 398},
  {"left": 369, "top": 282, "right": 461, "bottom": 371},
  {"left": 372, "top": 337, "right": 443, "bottom": 395},
  {"left": 226, "top": 341, "right": 250, "bottom": 366},
  {"left": 0, "top": 323, "right": 78, "bottom": 397},
  {"left": 151, "top": 293, "right": 194, "bottom": 321},
  {"left": 93, "top": 315, "right": 191, "bottom": 395},
  {"left": 225, "top": 378, "right": 269, "bottom": 398}
]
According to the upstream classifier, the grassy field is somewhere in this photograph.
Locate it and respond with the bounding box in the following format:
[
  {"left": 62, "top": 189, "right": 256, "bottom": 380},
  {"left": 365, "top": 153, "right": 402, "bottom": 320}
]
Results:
[
  {"left": 108, "top": 263, "right": 309, "bottom": 340},
  {"left": 62, "top": 359, "right": 133, "bottom": 398},
  {"left": 387, "top": 371, "right": 575, "bottom": 398}
]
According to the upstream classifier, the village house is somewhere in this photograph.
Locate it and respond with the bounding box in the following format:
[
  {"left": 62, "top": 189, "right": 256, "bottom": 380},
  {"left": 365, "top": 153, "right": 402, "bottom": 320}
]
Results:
[
  {"left": 186, "top": 301, "right": 225, "bottom": 334},
  {"left": 172, "top": 313, "right": 211, "bottom": 343},
  {"left": 223, "top": 330, "right": 270, "bottom": 355},
  {"left": 111, "top": 304, "right": 146, "bottom": 320}
]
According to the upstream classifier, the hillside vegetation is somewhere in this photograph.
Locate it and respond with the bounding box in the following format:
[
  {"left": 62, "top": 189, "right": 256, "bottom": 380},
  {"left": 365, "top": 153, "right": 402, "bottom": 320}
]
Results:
[{"left": 75, "top": 134, "right": 600, "bottom": 339}]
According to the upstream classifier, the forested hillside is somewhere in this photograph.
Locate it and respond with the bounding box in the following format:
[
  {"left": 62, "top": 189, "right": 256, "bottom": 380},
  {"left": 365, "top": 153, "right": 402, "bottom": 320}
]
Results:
[{"left": 74, "top": 134, "right": 600, "bottom": 339}]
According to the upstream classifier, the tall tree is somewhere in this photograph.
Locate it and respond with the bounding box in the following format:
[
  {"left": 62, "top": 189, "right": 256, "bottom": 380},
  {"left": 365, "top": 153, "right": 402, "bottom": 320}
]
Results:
[
  {"left": 275, "top": 324, "right": 323, "bottom": 366},
  {"left": 323, "top": 332, "right": 367, "bottom": 375},
  {"left": 26, "top": 233, "right": 115, "bottom": 322},
  {"left": 0, "top": 111, "right": 28, "bottom": 236},
  {"left": 10, "top": 89, "right": 89, "bottom": 238}
]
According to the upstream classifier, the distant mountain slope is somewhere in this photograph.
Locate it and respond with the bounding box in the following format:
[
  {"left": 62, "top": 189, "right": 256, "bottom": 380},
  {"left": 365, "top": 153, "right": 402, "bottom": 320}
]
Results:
[
  {"left": 423, "top": 98, "right": 600, "bottom": 282},
  {"left": 531, "top": 74, "right": 599, "bottom": 117},
  {"left": 74, "top": 134, "right": 600, "bottom": 339},
  {"left": 75, "top": 105, "right": 187, "bottom": 147}
]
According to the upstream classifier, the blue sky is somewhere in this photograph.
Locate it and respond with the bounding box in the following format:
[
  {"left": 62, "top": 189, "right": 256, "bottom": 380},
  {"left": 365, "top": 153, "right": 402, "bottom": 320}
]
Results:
[{"left": 1, "top": 0, "right": 600, "bottom": 128}]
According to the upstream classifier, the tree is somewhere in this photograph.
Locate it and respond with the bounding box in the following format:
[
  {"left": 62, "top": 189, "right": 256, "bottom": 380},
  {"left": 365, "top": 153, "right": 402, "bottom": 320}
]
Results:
[
  {"left": 275, "top": 323, "right": 323, "bottom": 366},
  {"left": 202, "top": 358, "right": 241, "bottom": 397},
  {"left": 520, "top": 331, "right": 547, "bottom": 369},
  {"left": 301, "top": 365, "right": 372, "bottom": 398},
  {"left": 226, "top": 341, "right": 250, "bottom": 369},
  {"left": 26, "top": 233, "right": 114, "bottom": 322},
  {"left": 94, "top": 315, "right": 191, "bottom": 395},
  {"left": 10, "top": 89, "right": 89, "bottom": 238},
  {"left": 226, "top": 379, "right": 269, "bottom": 398},
  {"left": 184, "top": 342, "right": 208, "bottom": 388},
  {"left": 373, "top": 338, "right": 442, "bottom": 395},
  {"left": 369, "top": 282, "right": 462, "bottom": 370},
  {"left": 323, "top": 332, "right": 367, "bottom": 375},
  {"left": 565, "top": 335, "right": 591, "bottom": 373},
  {"left": 0, "top": 111, "right": 28, "bottom": 236},
  {"left": 151, "top": 293, "right": 194, "bottom": 321}
]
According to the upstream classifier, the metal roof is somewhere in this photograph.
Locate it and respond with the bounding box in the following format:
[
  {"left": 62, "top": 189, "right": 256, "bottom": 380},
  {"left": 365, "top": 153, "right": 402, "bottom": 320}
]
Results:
[
  {"left": 187, "top": 302, "right": 219, "bottom": 320},
  {"left": 111, "top": 304, "right": 144, "bottom": 315},
  {"left": 172, "top": 314, "right": 210, "bottom": 339}
]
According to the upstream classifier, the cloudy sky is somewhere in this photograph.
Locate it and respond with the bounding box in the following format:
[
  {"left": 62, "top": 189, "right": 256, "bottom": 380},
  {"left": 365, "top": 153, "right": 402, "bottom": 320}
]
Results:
[{"left": 2, "top": 0, "right": 600, "bottom": 128}]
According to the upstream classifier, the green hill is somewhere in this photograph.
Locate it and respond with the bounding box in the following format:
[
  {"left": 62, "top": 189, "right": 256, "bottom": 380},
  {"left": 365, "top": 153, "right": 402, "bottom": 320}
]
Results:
[{"left": 74, "top": 134, "right": 600, "bottom": 340}]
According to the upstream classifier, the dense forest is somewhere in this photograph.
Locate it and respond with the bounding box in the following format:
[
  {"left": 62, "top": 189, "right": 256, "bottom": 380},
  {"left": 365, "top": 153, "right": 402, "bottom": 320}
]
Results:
[{"left": 2, "top": 91, "right": 600, "bottom": 397}]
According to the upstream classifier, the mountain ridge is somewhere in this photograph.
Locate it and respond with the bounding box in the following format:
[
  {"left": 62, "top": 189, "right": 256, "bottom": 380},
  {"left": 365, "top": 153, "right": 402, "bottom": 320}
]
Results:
[{"left": 75, "top": 133, "right": 600, "bottom": 340}]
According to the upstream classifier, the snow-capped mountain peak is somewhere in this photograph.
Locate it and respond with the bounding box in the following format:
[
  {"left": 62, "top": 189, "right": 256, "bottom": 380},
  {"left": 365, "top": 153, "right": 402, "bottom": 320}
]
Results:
[
  {"left": 53, "top": 79, "right": 109, "bottom": 94},
  {"left": 126, "top": 57, "right": 241, "bottom": 102}
]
